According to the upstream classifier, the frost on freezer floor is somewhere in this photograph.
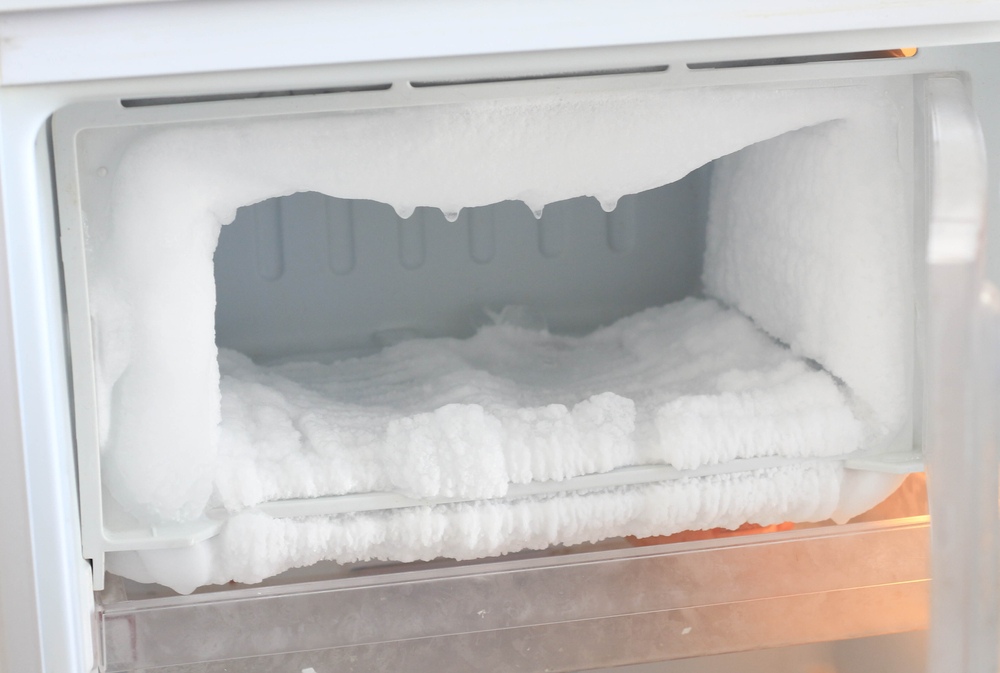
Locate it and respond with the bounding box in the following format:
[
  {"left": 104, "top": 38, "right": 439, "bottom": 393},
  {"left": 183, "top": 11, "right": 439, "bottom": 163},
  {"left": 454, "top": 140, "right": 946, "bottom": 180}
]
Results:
[
  {"left": 106, "top": 298, "right": 897, "bottom": 593},
  {"left": 214, "top": 297, "right": 864, "bottom": 510}
]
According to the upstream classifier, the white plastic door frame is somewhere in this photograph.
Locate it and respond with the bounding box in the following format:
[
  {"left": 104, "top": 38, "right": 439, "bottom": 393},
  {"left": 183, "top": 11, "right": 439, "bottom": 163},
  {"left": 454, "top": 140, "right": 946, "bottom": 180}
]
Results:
[{"left": 924, "top": 74, "right": 1000, "bottom": 673}]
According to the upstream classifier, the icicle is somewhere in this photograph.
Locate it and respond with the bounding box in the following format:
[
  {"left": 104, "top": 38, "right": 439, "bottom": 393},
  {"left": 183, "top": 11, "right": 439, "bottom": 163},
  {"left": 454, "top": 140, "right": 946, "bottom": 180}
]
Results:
[
  {"left": 394, "top": 204, "right": 415, "bottom": 220},
  {"left": 599, "top": 197, "right": 620, "bottom": 213}
]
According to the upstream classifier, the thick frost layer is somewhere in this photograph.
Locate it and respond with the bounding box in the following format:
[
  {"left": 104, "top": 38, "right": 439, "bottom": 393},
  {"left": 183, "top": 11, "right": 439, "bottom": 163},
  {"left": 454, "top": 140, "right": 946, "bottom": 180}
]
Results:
[
  {"left": 704, "top": 115, "right": 911, "bottom": 437},
  {"left": 215, "top": 299, "right": 862, "bottom": 511},
  {"left": 109, "top": 461, "right": 863, "bottom": 594},
  {"left": 86, "top": 83, "right": 908, "bottom": 521}
]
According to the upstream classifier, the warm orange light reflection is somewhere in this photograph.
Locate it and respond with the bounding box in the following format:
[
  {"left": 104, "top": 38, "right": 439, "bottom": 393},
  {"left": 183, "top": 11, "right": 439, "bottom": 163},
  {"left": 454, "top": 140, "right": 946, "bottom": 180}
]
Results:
[
  {"left": 891, "top": 48, "right": 919, "bottom": 58},
  {"left": 627, "top": 521, "right": 796, "bottom": 547},
  {"left": 626, "top": 472, "right": 928, "bottom": 548}
]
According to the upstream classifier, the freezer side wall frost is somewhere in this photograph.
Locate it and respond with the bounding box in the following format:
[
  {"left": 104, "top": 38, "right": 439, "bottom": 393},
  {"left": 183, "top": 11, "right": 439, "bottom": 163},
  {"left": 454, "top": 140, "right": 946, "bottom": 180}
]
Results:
[{"left": 703, "top": 111, "right": 911, "bottom": 441}]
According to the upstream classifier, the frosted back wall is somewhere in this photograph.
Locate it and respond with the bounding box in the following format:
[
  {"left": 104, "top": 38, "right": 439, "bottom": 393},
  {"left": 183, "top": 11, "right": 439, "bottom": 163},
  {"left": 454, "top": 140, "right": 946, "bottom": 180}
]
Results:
[
  {"left": 87, "top": 83, "right": 909, "bottom": 523},
  {"left": 703, "top": 115, "right": 911, "bottom": 442},
  {"left": 214, "top": 177, "right": 709, "bottom": 360}
]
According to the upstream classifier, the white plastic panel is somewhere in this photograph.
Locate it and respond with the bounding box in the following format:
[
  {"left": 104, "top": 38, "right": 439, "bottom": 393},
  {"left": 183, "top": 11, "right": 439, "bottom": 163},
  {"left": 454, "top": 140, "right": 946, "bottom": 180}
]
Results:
[
  {"left": 1, "top": 0, "right": 1000, "bottom": 85},
  {"left": 923, "top": 75, "right": 999, "bottom": 673}
]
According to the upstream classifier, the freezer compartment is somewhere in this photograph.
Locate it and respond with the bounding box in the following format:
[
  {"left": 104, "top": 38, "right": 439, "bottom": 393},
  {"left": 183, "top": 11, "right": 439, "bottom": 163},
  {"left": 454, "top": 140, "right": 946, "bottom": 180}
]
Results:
[{"left": 52, "top": 69, "right": 929, "bottom": 596}]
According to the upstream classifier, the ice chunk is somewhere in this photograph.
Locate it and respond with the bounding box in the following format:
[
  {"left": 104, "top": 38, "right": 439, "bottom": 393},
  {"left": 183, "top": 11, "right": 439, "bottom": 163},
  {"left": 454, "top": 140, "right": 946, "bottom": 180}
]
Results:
[
  {"left": 654, "top": 361, "right": 863, "bottom": 470},
  {"left": 384, "top": 404, "right": 507, "bottom": 499}
]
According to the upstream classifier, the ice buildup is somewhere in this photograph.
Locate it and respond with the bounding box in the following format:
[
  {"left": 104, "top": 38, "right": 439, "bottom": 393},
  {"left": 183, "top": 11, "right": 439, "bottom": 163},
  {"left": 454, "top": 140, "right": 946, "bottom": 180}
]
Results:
[
  {"left": 213, "top": 299, "right": 863, "bottom": 511},
  {"left": 84, "top": 80, "right": 911, "bottom": 591},
  {"left": 110, "top": 461, "right": 877, "bottom": 594}
]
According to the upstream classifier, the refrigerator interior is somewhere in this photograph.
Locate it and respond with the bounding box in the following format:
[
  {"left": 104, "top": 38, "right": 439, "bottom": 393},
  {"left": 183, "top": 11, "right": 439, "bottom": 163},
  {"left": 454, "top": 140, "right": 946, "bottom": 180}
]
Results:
[
  {"left": 50, "top": 65, "right": 946, "bottom": 672},
  {"left": 2, "top": 32, "right": 997, "bottom": 673}
]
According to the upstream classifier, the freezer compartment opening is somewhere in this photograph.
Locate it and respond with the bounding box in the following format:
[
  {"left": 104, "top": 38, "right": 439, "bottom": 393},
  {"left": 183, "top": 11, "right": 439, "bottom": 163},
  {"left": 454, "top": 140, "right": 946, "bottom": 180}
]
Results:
[{"left": 58, "top": 79, "right": 918, "bottom": 594}]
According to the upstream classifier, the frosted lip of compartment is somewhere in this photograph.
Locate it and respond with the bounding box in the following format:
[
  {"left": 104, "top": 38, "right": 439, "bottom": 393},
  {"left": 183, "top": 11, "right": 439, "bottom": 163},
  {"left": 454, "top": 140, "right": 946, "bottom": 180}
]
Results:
[
  {"left": 108, "top": 460, "right": 852, "bottom": 594},
  {"left": 89, "top": 83, "right": 904, "bottom": 523}
]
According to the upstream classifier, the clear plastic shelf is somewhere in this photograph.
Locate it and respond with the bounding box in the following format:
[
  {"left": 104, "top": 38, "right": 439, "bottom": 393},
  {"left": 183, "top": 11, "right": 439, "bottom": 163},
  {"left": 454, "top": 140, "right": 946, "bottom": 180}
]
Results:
[{"left": 97, "top": 516, "right": 930, "bottom": 673}]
